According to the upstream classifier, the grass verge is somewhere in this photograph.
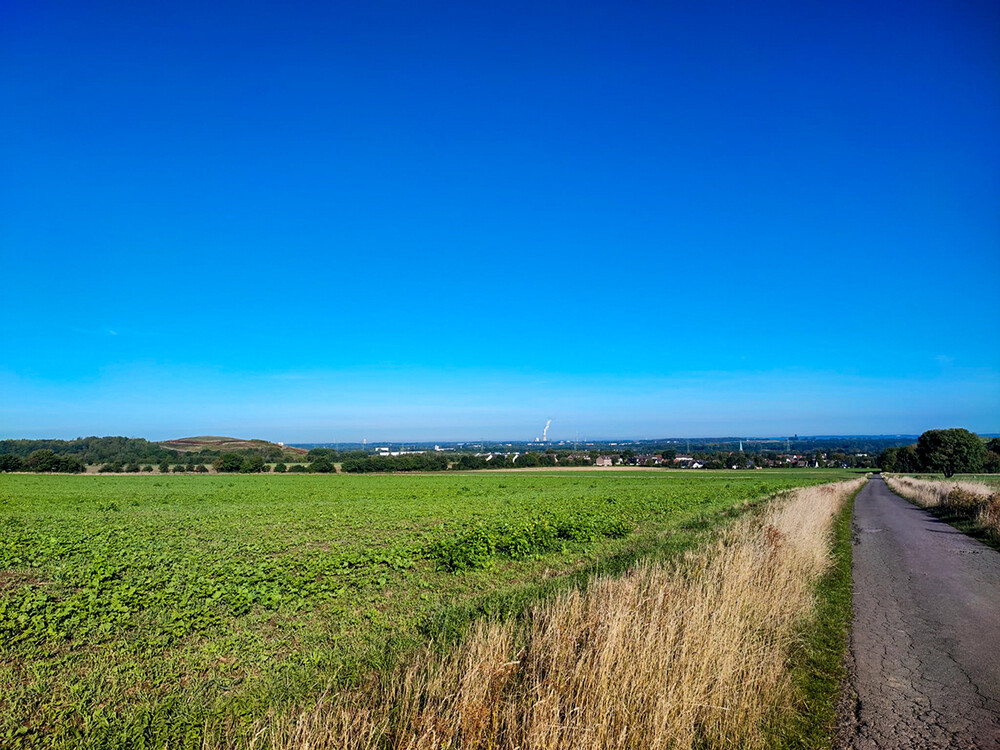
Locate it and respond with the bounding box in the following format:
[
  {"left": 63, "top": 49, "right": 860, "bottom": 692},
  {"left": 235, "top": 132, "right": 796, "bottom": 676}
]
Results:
[{"left": 770, "top": 482, "right": 860, "bottom": 747}]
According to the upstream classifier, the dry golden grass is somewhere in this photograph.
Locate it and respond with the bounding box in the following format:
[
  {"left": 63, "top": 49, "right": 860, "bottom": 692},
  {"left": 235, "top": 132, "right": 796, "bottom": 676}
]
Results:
[
  {"left": 227, "top": 479, "right": 864, "bottom": 750},
  {"left": 884, "top": 475, "right": 1000, "bottom": 541}
]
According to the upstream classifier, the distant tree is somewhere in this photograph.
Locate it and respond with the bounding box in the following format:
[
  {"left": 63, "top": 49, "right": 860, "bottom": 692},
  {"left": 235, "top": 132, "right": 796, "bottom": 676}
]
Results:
[
  {"left": 125, "top": 461, "right": 141, "bottom": 473},
  {"left": 26, "top": 449, "right": 60, "bottom": 472},
  {"left": 288, "top": 464, "right": 308, "bottom": 473},
  {"left": 309, "top": 456, "right": 334, "bottom": 473},
  {"left": 273, "top": 462, "right": 287, "bottom": 473},
  {"left": 878, "top": 447, "right": 898, "bottom": 472},
  {"left": 894, "top": 445, "right": 921, "bottom": 473},
  {"left": 158, "top": 459, "right": 171, "bottom": 473},
  {"left": 172, "top": 464, "right": 186, "bottom": 473},
  {"left": 142, "top": 465, "right": 153, "bottom": 472},
  {"left": 916, "top": 429, "right": 986, "bottom": 477},
  {"left": 240, "top": 455, "right": 265, "bottom": 473},
  {"left": 61, "top": 456, "right": 85, "bottom": 473},
  {"left": 214, "top": 452, "right": 245, "bottom": 473},
  {"left": 195, "top": 464, "right": 209, "bottom": 473},
  {"left": 0, "top": 454, "right": 24, "bottom": 472},
  {"left": 986, "top": 438, "right": 1000, "bottom": 455},
  {"left": 455, "top": 454, "right": 485, "bottom": 470},
  {"left": 983, "top": 451, "right": 1000, "bottom": 474},
  {"left": 308, "top": 448, "right": 339, "bottom": 461}
]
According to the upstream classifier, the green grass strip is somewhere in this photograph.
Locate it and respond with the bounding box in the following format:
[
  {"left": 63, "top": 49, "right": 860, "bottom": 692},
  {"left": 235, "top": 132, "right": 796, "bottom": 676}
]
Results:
[{"left": 771, "top": 483, "right": 860, "bottom": 748}]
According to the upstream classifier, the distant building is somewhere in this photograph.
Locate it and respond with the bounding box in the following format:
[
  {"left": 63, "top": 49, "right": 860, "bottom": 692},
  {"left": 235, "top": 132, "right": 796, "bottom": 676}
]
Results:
[
  {"left": 634, "top": 453, "right": 663, "bottom": 466},
  {"left": 596, "top": 455, "right": 615, "bottom": 467}
]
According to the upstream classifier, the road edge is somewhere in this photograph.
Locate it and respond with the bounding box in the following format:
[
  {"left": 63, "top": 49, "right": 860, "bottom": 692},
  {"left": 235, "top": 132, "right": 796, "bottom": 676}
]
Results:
[
  {"left": 773, "top": 479, "right": 865, "bottom": 748},
  {"left": 833, "top": 491, "right": 863, "bottom": 749}
]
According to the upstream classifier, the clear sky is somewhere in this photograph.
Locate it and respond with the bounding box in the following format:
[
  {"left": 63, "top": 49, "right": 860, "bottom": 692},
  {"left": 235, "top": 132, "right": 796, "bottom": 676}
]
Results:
[{"left": 2, "top": 0, "right": 998, "bottom": 442}]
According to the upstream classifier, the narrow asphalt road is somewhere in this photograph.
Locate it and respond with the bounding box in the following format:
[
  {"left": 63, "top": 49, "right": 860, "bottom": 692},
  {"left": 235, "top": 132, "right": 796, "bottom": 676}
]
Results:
[{"left": 838, "top": 476, "right": 1000, "bottom": 748}]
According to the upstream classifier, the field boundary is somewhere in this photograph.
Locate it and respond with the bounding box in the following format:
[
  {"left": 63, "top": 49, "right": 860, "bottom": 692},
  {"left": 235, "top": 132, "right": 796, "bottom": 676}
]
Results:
[
  {"left": 773, "top": 480, "right": 863, "bottom": 747},
  {"left": 418, "top": 492, "right": 780, "bottom": 646}
]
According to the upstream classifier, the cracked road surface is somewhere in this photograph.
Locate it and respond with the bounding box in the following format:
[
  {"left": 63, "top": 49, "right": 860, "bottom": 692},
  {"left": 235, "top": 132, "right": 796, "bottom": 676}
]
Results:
[{"left": 839, "top": 476, "right": 1000, "bottom": 748}]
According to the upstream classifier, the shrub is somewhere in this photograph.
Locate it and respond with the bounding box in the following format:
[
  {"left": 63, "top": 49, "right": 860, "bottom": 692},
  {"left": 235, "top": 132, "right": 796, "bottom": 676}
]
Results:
[
  {"left": 979, "top": 495, "right": 1000, "bottom": 541},
  {"left": 945, "top": 487, "right": 981, "bottom": 515},
  {"left": 273, "top": 462, "right": 287, "bottom": 473},
  {"left": 310, "top": 456, "right": 334, "bottom": 473},
  {"left": 195, "top": 464, "right": 208, "bottom": 473},
  {"left": 289, "top": 464, "right": 308, "bottom": 473},
  {"left": 142, "top": 465, "right": 153, "bottom": 472},
  {"left": 212, "top": 453, "right": 244, "bottom": 473}
]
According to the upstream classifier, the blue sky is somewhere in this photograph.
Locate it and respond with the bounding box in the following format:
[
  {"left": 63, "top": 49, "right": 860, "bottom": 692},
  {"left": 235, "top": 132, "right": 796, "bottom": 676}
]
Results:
[{"left": 2, "top": 0, "right": 998, "bottom": 442}]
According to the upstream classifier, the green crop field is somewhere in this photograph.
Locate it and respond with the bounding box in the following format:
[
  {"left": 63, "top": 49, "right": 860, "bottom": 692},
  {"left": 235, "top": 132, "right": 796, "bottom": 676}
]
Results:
[{"left": 1, "top": 469, "right": 856, "bottom": 748}]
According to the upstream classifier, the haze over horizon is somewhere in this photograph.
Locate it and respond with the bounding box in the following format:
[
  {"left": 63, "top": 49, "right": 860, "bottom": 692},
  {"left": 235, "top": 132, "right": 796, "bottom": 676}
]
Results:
[{"left": 2, "top": 0, "right": 998, "bottom": 442}]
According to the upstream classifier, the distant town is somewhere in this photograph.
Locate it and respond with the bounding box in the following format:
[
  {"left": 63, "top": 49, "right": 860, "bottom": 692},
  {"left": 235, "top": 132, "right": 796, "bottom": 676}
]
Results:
[{"left": 3, "top": 433, "right": 997, "bottom": 474}]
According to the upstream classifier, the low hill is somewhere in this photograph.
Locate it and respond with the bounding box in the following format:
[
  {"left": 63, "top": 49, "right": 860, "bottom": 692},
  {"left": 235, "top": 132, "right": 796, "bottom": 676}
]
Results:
[{"left": 159, "top": 436, "right": 308, "bottom": 456}]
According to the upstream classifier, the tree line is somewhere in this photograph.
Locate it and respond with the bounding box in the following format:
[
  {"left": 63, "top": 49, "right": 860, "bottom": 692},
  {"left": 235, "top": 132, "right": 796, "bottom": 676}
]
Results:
[
  {"left": 0, "top": 437, "right": 176, "bottom": 464},
  {"left": 878, "top": 429, "right": 999, "bottom": 477},
  {"left": 0, "top": 437, "right": 301, "bottom": 473},
  {"left": 0, "top": 450, "right": 85, "bottom": 473}
]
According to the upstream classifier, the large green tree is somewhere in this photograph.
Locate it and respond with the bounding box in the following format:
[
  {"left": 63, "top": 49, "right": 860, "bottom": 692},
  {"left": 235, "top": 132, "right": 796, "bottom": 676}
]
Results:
[
  {"left": 916, "top": 428, "right": 986, "bottom": 477},
  {"left": 894, "top": 445, "right": 921, "bottom": 473},
  {"left": 877, "top": 447, "right": 898, "bottom": 472}
]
